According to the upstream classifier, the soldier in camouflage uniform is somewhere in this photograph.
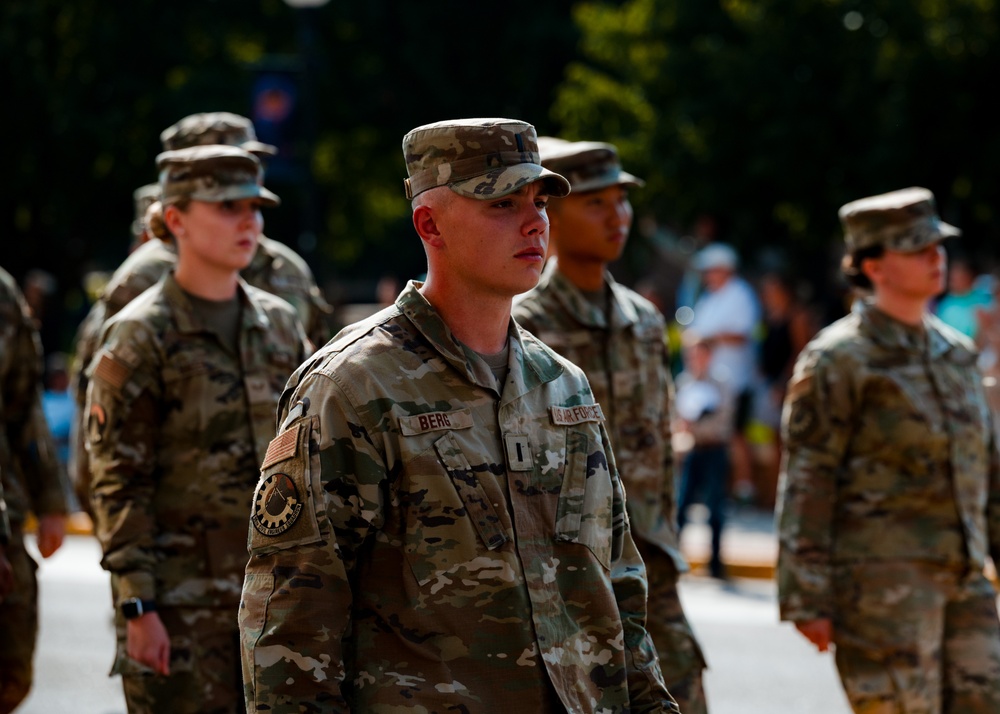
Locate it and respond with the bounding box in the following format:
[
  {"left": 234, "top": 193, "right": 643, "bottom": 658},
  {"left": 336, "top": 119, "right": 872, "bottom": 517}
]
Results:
[
  {"left": 71, "top": 112, "right": 334, "bottom": 513},
  {"left": 0, "top": 264, "right": 68, "bottom": 714},
  {"left": 777, "top": 187, "right": 1000, "bottom": 713},
  {"left": 512, "top": 138, "right": 708, "bottom": 713},
  {"left": 86, "top": 146, "right": 310, "bottom": 714},
  {"left": 239, "top": 118, "right": 677, "bottom": 713}
]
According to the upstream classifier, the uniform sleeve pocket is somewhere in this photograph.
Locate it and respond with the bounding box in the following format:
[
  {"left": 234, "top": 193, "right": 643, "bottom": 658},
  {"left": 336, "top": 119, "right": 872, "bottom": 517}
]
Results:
[
  {"left": 555, "top": 429, "right": 614, "bottom": 569},
  {"left": 239, "top": 572, "right": 275, "bottom": 643},
  {"left": 239, "top": 571, "right": 275, "bottom": 703},
  {"left": 248, "top": 419, "right": 324, "bottom": 556}
]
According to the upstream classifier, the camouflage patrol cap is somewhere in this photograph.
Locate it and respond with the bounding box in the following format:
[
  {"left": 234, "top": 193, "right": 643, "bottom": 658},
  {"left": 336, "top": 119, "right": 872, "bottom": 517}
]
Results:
[
  {"left": 537, "top": 137, "right": 644, "bottom": 193},
  {"left": 839, "top": 187, "right": 960, "bottom": 253},
  {"left": 155, "top": 145, "right": 280, "bottom": 207},
  {"left": 160, "top": 112, "right": 278, "bottom": 157},
  {"left": 402, "top": 118, "right": 571, "bottom": 200},
  {"left": 131, "top": 183, "right": 161, "bottom": 239}
]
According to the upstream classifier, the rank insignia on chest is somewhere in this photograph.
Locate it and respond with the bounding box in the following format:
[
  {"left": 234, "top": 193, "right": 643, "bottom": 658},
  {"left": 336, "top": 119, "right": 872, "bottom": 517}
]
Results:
[
  {"left": 251, "top": 472, "right": 303, "bottom": 536},
  {"left": 504, "top": 434, "right": 533, "bottom": 471}
]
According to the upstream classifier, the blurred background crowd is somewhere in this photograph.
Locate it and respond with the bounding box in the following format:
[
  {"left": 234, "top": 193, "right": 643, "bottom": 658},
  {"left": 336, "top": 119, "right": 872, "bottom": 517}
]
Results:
[{"left": 4, "top": 0, "right": 1000, "bottom": 527}]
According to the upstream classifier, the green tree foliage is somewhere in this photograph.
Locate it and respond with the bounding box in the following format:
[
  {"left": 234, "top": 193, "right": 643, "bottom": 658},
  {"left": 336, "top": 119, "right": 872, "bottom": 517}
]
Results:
[{"left": 553, "top": 0, "right": 1000, "bottom": 278}]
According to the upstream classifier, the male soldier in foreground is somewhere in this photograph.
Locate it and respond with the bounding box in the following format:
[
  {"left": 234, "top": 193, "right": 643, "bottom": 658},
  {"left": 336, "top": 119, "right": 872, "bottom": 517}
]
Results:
[
  {"left": 239, "top": 118, "right": 677, "bottom": 713},
  {"left": 0, "top": 265, "right": 68, "bottom": 713},
  {"left": 70, "top": 112, "right": 334, "bottom": 510},
  {"left": 778, "top": 187, "right": 1000, "bottom": 712},
  {"left": 513, "top": 138, "right": 708, "bottom": 713}
]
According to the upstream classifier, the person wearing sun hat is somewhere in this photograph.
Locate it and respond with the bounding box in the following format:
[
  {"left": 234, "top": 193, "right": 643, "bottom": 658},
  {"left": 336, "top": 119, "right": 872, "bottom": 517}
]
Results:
[
  {"left": 777, "top": 186, "right": 1000, "bottom": 712},
  {"left": 239, "top": 118, "right": 677, "bottom": 713},
  {"left": 86, "top": 144, "right": 310, "bottom": 713},
  {"left": 513, "top": 137, "right": 708, "bottom": 713}
]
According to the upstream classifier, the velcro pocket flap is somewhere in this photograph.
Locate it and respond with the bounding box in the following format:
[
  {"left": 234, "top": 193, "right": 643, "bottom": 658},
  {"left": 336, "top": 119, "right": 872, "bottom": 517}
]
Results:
[{"left": 434, "top": 433, "right": 508, "bottom": 551}]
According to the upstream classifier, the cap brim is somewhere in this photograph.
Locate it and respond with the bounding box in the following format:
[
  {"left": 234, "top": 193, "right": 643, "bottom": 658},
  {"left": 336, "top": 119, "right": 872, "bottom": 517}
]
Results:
[
  {"left": 191, "top": 184, "right": 281, "bottom": 207},
  {"left": 893, "top": 219, "right": 962, "bottom": 253},
  {"left": 938, "top": 220, "right": 961, "bottom": 238},
  {"left": 448, "top": 164, "right": 571, "bottom": 199},
  {"left": 241, "top": 141, "right": 278, "bottom": 157},
  {"left": 571, "top": 170, "right": 645, "bottom": 194}
]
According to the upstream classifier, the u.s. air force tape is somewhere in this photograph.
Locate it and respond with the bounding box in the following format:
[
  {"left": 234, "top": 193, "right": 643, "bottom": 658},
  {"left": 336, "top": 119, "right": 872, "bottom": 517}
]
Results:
[
  {"left": 549, "top": 404, "right": 605, "bottom": 426},
  {"left": 252, "top": 472, "right": 303, "bottom": 536}
]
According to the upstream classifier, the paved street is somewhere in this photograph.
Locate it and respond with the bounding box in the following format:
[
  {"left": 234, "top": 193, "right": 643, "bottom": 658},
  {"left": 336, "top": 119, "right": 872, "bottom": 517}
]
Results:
[
  {"left": 19, "top": 535, "right": 125, "bottom": 714},
  {"left": 17, "top": 534, "right": 853, "bottom": 714},
  {"left": 680, "top": 576, "right": 851, "bottom": 713}
]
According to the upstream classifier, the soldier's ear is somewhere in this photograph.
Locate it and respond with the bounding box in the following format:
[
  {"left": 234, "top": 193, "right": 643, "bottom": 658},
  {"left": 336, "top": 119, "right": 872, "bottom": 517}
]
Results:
[
  {"left": 163, "top": 204, "right": 186, "bottom": 240},
  {"left": 412, "top": 204, "right": 444, "bottom": 249},
  {"left": 860, "top": 255, "right": 882, "bottom": 286}
]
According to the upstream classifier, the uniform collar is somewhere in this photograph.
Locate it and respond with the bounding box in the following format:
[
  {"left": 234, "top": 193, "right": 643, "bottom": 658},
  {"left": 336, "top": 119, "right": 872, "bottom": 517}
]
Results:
[
  {"left": 162, "top": 272, "right": 271, "bottom": 336},
  {"left": 396, "top": 280, "right": 563, "bottom": 397},
  {"left": 856, "top": 299, "right": 953, "bottom": 359},
  {"left": 541, "top": 258, "right": 640, "bottom": 329}
]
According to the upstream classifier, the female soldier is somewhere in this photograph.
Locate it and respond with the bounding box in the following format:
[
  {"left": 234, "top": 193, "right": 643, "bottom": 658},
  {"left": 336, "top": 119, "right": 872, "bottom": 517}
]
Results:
[
  {"left": 777, "top": 187, "right": 1000, "bottom": 713},
  {"left": 86, "top": 145, "right": 309, "bottom": 713}
]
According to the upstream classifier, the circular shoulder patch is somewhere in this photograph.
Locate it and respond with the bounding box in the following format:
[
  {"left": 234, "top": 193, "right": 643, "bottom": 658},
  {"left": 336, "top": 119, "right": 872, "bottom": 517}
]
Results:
[
  {"left": 786, "top": 399, "right": 819, "bottom": 441},
  {"left": 252, "top": 473, "right": 303, "bottom": 537}
]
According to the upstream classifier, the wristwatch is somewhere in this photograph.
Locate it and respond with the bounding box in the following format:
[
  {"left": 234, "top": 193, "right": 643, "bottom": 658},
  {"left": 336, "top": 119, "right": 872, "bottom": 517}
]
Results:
[{"left": 121, "top": 598, "right": 157, "bottom": 620}]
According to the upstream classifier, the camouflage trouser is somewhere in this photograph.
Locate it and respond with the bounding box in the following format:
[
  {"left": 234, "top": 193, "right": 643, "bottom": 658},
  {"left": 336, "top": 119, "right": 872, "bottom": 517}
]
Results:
[
  {"left": 0, "top": 526, "right": 39, "bottom": 714},
  {"left": 638, "top": 540, "right": 709, "bottom": 714},
  {"left": 833, "top": 561, "right": 1000, "bottom": 714},
  {"left": 113, "top": 605, "right": 244, "bottom": 714}
]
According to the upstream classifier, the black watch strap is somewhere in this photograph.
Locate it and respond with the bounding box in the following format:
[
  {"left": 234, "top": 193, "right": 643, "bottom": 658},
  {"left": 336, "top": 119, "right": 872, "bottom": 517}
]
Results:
[{"left": 121, "top": 598, "right": 157, "bottom": 620}]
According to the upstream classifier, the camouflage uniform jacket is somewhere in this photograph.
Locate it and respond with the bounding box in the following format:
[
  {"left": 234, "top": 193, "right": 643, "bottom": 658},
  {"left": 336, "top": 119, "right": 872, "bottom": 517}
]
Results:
[
  {"left": 777, "top": 300, "right": 1000, "bottom": 623},
  {"left": 0, "top": 265, "right": 66, "bottom": 527},
  {"left": 72, "top": 236, "right": 331, "bottom": 502},
  {"left": 240, "top": 281, "right": 675, "bottom": 714},
  {"left": 86, "top": 273, "right": 308, "bottom": 608},
  {"left": 512, "top": 261, "right": 685, "bottom": 571}
]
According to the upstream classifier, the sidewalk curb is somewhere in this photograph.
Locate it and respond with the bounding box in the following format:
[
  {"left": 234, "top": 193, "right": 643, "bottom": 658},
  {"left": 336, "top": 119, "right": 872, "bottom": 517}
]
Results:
[
  {"left": 24, "top": 512, "right": 95, "bottom": 537},
  {"left": 684, "top": 555, "right": 776, "bottom": 581}
]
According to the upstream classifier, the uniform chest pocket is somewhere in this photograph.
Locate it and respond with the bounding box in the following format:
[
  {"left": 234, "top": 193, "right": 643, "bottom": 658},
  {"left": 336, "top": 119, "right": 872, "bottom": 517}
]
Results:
[
  {"left": 243, "top": 348, "right": 298, "bottom": 401},
  {"left": 399, "top": 433, "right": 509, "bottom": 588},
  {"left": 161, "top": 356, "right": 214, "bottom": 431},
  {"left": 554, "top": 429, "right": 615, "bottom": 570}
]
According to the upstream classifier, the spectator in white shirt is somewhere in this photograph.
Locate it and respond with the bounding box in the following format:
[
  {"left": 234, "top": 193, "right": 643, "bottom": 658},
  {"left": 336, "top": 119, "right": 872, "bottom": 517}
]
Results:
[{"left": 687, "top": 243, "right": 761, "bottom": 503}]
